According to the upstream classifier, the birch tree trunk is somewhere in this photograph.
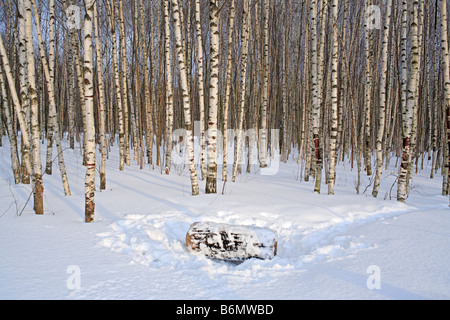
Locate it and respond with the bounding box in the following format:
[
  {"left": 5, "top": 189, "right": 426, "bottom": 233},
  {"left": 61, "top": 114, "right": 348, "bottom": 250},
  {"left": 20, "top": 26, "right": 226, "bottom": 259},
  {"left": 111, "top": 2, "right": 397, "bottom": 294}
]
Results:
[
  {"left": 363, "top": 0, "right": 373, "bottom": 176},
  {"left": 310, "top": 0, "right": 322, "bottom": 193},
  {"left": 18, "top": 0, "right": 31, "bottom": 185},
  {"left": 140, "top": 0, "right": 153, "bottom": 166},
  {"left": 222, "top": 0, "right": 236, "bottom": 181},
  {"left": 431, "top": 14, "right": 440, "bottom": 179},
  {"left": 118, "top": 0, "right": 130, "bottom": 167},
  {"left": 30, "top": 0, "right": 71, "bottom": 196},
  {"left": 132, "top": 3, "right": 143, "bottom": 168},
  {"left": 0, "top": 33, "right": 32, "bottom": 183},
  {"left": 440, "top": 0, "right": 450, "bottom": 204},
  {"left": 66, "top": 24, "right": 76, "bottom": 150},
  {"left": 398, "top": 0, "right": 419, "bottom": 203},
  {"left": 302, "top": 0, "right": 312, "bottom": 180},
  {"left": 0, "top": 63, "right": 21, "bottom": 184},
  {"left": 259, "top": 0, "right": 269, "bottom": 169},
  {"left": 45, "top": 0, "right": 56, "bottom": 175},
  {"left": 364, "top": 0, "right": 374, "bottom": 176},
  {"left": 232, "top": 0, "right": 250, "bottom": 183},
  {"left": 0, "top": 93, "right": 2, "bottom": 147},
  {"left": 66, "top": 0, "right": 87, "bottom": 164},
  {"left": 172, "top": 0, "right": 199, "bottom": 196},
  {"left": 84, "top": 0, "right": 96, "bottom": 222},
  {"left": 206, "top": 0, "right": 220, "bottom": 194},
  {"left": 94, "top": 0, "right": 107, "bottom": 190},
  {"left": 328, "top": 0, "right": 339, "bottom": 195},
  {"left": 408, "top": 0, "right": 424, "bottom": 182},
  {"left": 196, "top": 0, "right": 207, "bottom": 181},
  {"left": 164, "top": 0, "right": 174, "bottom": 174},
  {"left": 107, "top": 0, "right": 125, "bottom": 171},
  {"left": 281, "top": 0, "right": 289, "bottom": 163},
  {"left": 372, "top": 0, "right": 392, "bottom": 197},
  {"left": 25, "top": 0, "right": 44, "bottom": 214}
]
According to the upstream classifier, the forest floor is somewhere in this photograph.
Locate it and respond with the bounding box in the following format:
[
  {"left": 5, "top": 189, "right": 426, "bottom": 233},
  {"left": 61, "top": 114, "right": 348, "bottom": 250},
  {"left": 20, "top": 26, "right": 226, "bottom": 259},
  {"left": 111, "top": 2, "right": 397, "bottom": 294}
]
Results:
[{"left": 0, "top": 137, "right": 449, "bottom": 300}]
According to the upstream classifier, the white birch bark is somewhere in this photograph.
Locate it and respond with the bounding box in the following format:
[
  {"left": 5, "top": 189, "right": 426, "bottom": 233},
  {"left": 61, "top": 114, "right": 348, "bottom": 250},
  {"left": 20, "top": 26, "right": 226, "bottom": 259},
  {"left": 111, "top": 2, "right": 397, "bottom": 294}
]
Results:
[
  {"left": 328, "top": 0, "right": 339, "bottom": 195},
  {"left": 84, "top": 0, "right": 96, "bottom": 222},
  {"left": 132, "top": 1, "right": 143, "bottom": 168},
  {"left": 206, "top": 0, "right": 219, "bottom": 193},
  {"left": 94, "top": 0, "right": 107, "bottom": 190},
  {"left": 24, "top": 0, "right": 44, "bottom": 214},
  {"left": 30, "top": 0, "right": 71, "bottom": 196},
  {"left": 127, "top": 72, "right": 138, "bottom": 163},
  {"left": 0, "top": 63, "right": 21, "bottom": 184},
  {"left": 18, "top": 0, "right": 31, "bottom": 185},
  {"left": 281, "top": 0, "right": 289, "bottom": 163},
  {"left": 432, "top": 29, "right": 441, "bottom": 177},
  {"left": 408, "top": 0, "right": 424, "bottom": 183},
  {"left": 45, "top": 0, "right": 56, "bottom": 175},
  {"left": 440, "top": 0, "right": 450, "bottom": 203},
  {"left": 66, "top": 33, "right": 76, "bottom": 150},
  {"left": 178, "top": 0, "right": 190, "bottom": 96},
  {"left": 222, "top": 0, "right": 236, "bottom": 181},
  {"left": 66, "top": 0, "right": 87, "bottom": 164},
  {"left": 302, "top": 0, "right": 312, "bottom": 180},
  {"left": 0, "top": 34, "right": 33, "bottom": 189},
  {"left": 196, "top": 0, "right": 207, "bottom": 181},
  {"left": 118, "top": 0, "right": 130, "bottom": 167},
  {"left": 172, "top": 0, "right": 200, "bottom": 195},
  {"left": 363, "top": 0, "right": 373, "bottom": 176},
  {"left": 310, "top": 0, "right": 322, "bottom": 193},
  {"left": 232, "top": 0, "right": 250, "bottom": 183},
  {"left": 372, "top": 0, "right": 392, "bottom": 198},
  {"left": 107, "top": 0, "right": 125, "bottom": 171},
  {"left": 164, "top": 0, "right": 174, "bottom": 174},
  {"left": 139, "top": 0, "right": 153, "bottom": 166},
  {"left": 398, "top": 0, "right": 419, "bottom": 203},
  {"left": 131, "top": 1, "right": 140, "bottom": 164},
  {"left": 259, "top": 0, "right": 269, "bottom": 169}
]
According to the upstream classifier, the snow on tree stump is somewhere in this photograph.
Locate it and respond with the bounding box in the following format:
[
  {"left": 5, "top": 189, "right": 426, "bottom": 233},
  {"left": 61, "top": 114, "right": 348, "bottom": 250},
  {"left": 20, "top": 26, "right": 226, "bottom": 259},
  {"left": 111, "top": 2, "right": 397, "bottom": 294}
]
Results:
[{"left": 186, "top": 222, "right": 278, "bottom": 261}]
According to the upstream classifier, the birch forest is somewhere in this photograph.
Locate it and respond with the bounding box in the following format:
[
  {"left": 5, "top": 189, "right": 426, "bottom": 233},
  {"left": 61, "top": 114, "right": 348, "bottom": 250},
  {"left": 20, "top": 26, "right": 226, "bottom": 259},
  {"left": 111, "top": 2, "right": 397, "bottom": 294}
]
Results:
[{"left": 1, "top": 0, "right": 450, "bottom": 223}]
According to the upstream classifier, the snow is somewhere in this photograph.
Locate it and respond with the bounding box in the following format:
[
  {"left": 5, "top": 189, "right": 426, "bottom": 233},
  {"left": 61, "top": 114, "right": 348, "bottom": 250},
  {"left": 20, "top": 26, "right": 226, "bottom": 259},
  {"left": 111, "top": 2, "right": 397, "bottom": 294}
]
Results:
[{"left": 0, "top": 136, "right": 449, "bottom": 300}]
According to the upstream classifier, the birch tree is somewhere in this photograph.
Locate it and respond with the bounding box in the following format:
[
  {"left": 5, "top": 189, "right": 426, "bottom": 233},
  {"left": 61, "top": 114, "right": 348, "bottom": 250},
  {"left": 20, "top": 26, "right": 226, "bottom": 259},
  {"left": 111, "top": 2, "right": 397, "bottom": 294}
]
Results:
[
  {"left": 30, "top": 0, "right": 71, "bottom": 196},
  {"left": 94, "top": 0, "right": 107, "bottom": 190},
  {"left": 206, "top": 0, "right": 220, "bottom": 194},
  {"left": 398, "top": 0, "right": 420, "bottom": 203},
  {"left": 232, "top": 0, "right": 250, "bottom": 183},
  {"left": 25, "top": 0, "right": 44, "bottom": 214},
  {"left": 0, "top": 34, "right": 32, "bottom": 184},
  {"left": 45, "top": 0, "right": 56, "bottom": 175},
  {"left": 222, "top": 0, "right": 236, "bottom": 181},
  {"left": 172, "top": 0, "right": 199, "bottom": 195},
  {"left": 164, "top": 0, "right": 174, "bottom": 174},
  {"left": 118, "top": 0, "right": 130, "bottom": 167},
  {"left": 310, "top": 0, "right": 322, "bottom": 194},
  {"left": 373, "top": 0, "right": 392, "bottom": 198},
  {"left": 196, "top": 0, "right": 207, "bottom": 181},
  {"left": 328, "top": 0, "right": 339, "bottom": 195},
  {"left": 440, "top": 0, "right": 450, "bottom": 204},
  {"left": 259, "top": 0, "right": 269, "bottom": 169},
  {"left": 107, "top": 0, "right": 126, "bottom": 171},
  {"left": 0, "top": 63, "right": 21, "bottom": 184},
  {"left": 66, "top": 0, "right": 87, "bottom": 165},
  {"left": 18, "top": 0, "right": 31, "bottom": 185},
  {"left": 363, "top": 0, "right": 373, "bottom": 176},
  {"left": 0, "top": 0, "right": 448, "bottom": 210},
  {"left": 140, "top": 0, "right": 153, "bottom": 166},
  {"left": 84, "top": 0, "right": 96, "bottom": 222}
]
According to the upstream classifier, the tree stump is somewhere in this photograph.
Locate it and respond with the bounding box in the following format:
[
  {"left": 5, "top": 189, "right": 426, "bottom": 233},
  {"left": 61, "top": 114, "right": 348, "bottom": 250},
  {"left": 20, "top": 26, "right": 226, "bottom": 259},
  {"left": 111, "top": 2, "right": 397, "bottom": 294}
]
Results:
[{"left": 186, "top": 222, "right": 278, "bottom": 261}]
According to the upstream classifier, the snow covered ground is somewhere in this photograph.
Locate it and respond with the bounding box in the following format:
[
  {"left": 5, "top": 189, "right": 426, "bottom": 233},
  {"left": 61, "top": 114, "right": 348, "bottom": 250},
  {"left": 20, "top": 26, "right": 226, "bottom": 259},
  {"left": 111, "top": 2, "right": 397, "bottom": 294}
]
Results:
[{"left": 0, "top": 137, "right": 449, "bottom": 300}]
